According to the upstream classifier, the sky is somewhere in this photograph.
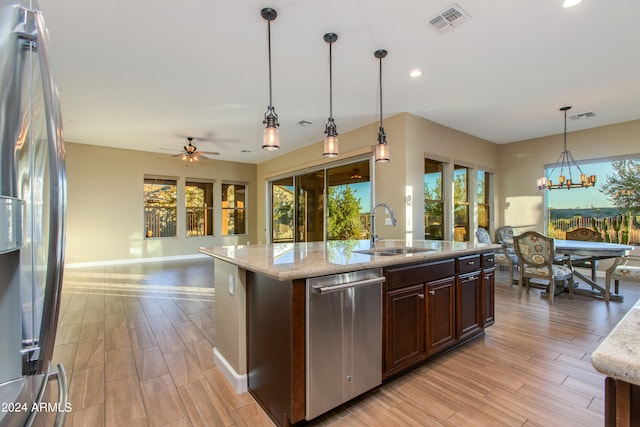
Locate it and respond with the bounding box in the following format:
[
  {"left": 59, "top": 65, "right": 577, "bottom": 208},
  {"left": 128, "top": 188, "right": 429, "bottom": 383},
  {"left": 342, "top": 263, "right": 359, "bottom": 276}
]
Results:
[{"left": 546, "top": 161, "right": 615, "bottom": 209}]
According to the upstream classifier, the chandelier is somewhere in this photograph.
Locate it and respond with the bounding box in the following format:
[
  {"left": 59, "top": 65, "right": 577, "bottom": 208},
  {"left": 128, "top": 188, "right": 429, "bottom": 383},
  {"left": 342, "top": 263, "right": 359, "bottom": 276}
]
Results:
[{"left": 536, "top": 106, "right": 596, "bottom": 190}]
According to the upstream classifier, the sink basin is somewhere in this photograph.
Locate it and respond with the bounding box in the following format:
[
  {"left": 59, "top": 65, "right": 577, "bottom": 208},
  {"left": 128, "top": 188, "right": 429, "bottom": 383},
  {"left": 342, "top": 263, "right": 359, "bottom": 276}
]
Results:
[{"left": 354, "top": 247, "right": 436, "bottom": 256}]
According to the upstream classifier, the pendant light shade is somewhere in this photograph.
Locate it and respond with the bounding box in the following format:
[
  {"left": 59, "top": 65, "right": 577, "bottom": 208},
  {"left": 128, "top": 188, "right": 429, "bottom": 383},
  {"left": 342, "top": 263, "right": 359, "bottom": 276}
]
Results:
[
  {"left": 261, "top": 7, "right": 279, "bottom": 151},
  {"left": 323, "top": 33, "right": 339, "bottom": 157},
  {"left": 374, "top": 49, "right": 389, "bottom": 163},
  {"left": 536, "top": 106, "right": 597, "bottom": 190}
]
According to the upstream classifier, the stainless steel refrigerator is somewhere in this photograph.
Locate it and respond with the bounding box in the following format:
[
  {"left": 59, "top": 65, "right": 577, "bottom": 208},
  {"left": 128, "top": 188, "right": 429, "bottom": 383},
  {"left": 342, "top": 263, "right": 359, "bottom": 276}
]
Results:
[{"left": 0, "top": 0, "right": 68, "bottom": 426}]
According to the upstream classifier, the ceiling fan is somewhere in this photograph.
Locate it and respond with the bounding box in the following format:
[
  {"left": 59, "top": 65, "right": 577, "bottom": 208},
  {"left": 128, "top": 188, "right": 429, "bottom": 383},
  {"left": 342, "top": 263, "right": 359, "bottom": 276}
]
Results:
[{"left": 166, "top": 137, "right": 220, "bottom": 162}]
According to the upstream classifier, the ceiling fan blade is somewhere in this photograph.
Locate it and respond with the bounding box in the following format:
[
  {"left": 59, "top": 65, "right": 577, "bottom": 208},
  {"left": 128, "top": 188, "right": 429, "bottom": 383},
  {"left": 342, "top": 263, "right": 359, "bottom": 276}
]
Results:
[{"left": 198, "top": 151, "right": 220, "bottom": 155}]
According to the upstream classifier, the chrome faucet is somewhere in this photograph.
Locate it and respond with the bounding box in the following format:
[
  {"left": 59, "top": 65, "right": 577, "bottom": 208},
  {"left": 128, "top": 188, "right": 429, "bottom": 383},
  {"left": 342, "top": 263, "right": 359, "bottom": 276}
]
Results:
[{"left": 371, "top": 203, "right": 397, "bottom": 246}]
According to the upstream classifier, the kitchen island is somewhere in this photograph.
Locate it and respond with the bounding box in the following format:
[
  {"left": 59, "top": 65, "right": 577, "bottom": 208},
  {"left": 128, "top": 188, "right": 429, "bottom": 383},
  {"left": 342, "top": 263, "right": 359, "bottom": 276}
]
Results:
[
  {"left": 199, "top": 239, "right": 500, "bottom": 426},
  {"left": 592, "top": 298, "right": 640, "bottom": 426}
]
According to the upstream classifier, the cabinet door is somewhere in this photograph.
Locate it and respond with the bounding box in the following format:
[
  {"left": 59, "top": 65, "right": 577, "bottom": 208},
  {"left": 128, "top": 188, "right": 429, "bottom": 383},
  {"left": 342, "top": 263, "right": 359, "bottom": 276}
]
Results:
[
  {"left": 457, "top": 271, "right": 483, "bottom": 341},
  {"left": 426, "top": 277, "right": 456, "bottom": 357},
  {"left": 384, "top": 284, "right": 426, "bottom": 377},
  {"left": 482, "top": 268, "right": 495, "bottom": 327}
]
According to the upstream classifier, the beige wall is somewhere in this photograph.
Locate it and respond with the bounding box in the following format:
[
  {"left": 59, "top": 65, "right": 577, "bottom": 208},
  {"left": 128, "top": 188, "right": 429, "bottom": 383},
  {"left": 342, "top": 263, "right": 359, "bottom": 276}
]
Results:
[
  {"left": 497, "top": 119, "right": 640, "bottom": 234},
  {"left": 256, "top": 112, "right": 500, "bottom": 243},
  {"left": 65, "top": 142, "right": 257, "bottom": 265},
  {"left": 65, "top": 117, "right": 640, "bottom": 264}
]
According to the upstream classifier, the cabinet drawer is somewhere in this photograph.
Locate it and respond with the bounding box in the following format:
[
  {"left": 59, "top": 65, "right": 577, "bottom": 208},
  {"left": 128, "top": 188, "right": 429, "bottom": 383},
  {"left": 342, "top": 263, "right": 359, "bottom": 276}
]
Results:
[
  {"left": 457, "top": 255, "right": 480, "bottom": 275},
  {"left": 385, "top": 259, "right": 455, "bottom": 290},
  {"left": 481, "top": 253, "right": 495, "bottom": 269}
]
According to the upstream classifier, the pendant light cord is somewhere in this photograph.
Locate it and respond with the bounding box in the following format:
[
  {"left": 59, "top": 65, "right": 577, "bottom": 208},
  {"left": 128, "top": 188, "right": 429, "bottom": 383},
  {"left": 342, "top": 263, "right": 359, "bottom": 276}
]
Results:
[
  {"left": 267, "top": 19, "right": 273, "bottom": 109},
  {"left": 329, "top": 41, "right": 333, "bottom": 119},
  {"left": 378, "top": 55, "right": 383, "bottom": 127}
]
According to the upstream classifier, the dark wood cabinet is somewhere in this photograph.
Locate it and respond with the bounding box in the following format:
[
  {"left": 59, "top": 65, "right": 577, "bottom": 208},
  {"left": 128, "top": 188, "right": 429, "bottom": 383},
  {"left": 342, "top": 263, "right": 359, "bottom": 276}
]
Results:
[
  {"left": 384, "top": 284, "right": 426, "bottom": 377},
  {"left": 482, "top": 267, "right": 495, "bottom": 327},
  {"left": 456, "top": 271, "right": 482, "bottom": 341},
  {"left": 426, "top": 276, "right": 456, "bottom": 356},
  {"left": 383, "top": 252, "right": 495, "bottom": 379}
]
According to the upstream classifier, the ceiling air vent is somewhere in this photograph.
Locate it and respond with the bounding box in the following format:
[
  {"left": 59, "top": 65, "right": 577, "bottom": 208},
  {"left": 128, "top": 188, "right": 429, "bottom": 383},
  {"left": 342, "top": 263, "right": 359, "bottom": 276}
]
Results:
[
  {"left": 569, "top": 111, "right": 595, "bottom": 120},
  {"left": 427, "top": 3, "right": 470, "bottom": 34}
]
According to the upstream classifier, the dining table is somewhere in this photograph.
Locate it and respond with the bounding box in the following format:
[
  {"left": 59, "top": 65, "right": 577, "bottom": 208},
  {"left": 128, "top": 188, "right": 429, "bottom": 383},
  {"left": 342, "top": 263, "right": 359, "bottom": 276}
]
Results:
[{"left": 554, "top": 239, "right": 634, "bottom": 301}]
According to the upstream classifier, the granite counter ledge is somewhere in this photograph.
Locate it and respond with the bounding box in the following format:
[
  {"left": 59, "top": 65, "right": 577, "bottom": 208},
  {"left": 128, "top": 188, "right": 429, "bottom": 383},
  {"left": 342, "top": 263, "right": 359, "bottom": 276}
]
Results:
[
  {"left": 198, "top": 239, "right": 501, "bottom": 281},
  {"left": 591, "top": 298, "right": 640, "bottom": 386}
]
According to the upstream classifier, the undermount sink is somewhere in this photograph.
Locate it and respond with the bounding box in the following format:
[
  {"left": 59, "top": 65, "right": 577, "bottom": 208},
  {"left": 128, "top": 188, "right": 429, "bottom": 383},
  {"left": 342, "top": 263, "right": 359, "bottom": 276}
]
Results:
[{"left": 354, "top": 247, "right": 436, "bottom": 256}]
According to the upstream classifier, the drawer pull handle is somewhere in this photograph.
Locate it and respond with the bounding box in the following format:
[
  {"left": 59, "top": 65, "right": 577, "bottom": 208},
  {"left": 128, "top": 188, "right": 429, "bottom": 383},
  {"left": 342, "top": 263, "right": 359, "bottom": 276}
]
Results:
[
  {"left": 467, "top": 261, "right": 475, "bottom": 265},
  {"left": 418, "top": 293, "right": 425, "bottom": 299},
  {"left": 487, "top": 258, "right": 494, "bottom": 262},
  {"left": 429, "top": 290, "right": 435, "bottom": 296}
]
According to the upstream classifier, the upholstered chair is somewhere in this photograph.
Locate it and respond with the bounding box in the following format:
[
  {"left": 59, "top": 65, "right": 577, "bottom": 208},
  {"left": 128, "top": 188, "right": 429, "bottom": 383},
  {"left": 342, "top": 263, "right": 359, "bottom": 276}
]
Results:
[
  {"left": 565, "top": 227, "right": 603, "bottom": 280},
  {"left": 476, "top": 228, "right": 519, "bottom": 283},
  {"left": 496, "top": 226, "right": 515, "bottom": 248},
  {"left": 513, "top": 231, "right": 574, "bottom": 304}
]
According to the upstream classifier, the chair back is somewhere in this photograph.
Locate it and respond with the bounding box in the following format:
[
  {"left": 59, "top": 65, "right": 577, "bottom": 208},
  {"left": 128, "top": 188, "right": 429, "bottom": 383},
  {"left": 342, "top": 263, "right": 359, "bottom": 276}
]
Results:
[
  {"left": 476, "top": 228, "right": 492, "bottom": 244},
  {"left": 513, "top": 231, "right": 555, "bottom": 268},
  {"left": 496, "top": 226, "right": 515, "bottom": 246},
  {"left": 566, "top": 227, "right": 602, "bottom": 242}
]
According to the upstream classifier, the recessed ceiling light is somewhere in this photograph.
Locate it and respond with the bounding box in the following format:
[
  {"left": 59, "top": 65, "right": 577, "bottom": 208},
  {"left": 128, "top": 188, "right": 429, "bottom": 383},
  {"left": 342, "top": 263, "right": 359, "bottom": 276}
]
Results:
[
  {"left": 409, "top": 69, "right": 423, "bottom": 78},
  {"left": 562, "top": 0, "right": 583, "bottom": 8}
]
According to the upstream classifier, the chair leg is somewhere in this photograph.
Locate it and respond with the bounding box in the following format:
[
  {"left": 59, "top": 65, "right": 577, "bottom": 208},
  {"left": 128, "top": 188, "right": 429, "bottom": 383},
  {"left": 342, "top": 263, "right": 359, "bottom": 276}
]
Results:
[
  {"left": 568, "top": 277, "right": 574, "bottom": 300},
  {"left": 518, "top": 274, "right": 524, "bottom": 297},
  {"left": 615, "top": 279, "right": 619, "bottom": 295},
  {"left": 605, "top": 273, "right": 611, "bottom": 303},
  {"left": 509, "top": 263, "right": 514, "bottom": 285},
  {"left": 548, "top": 280, "right": 555, "bottom": 304}
]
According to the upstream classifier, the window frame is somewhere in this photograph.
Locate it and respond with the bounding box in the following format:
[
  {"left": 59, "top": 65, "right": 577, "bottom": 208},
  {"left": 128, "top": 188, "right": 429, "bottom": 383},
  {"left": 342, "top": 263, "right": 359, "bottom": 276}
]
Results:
[
  {"left": 185, "top": 179, "right": 215, "bottom": 238},
  {"left": 221, "top": 182, "right": 247, "bottom": 236},
  {"left": 143, "top": 177, "right": 178, "bottom": 239}
]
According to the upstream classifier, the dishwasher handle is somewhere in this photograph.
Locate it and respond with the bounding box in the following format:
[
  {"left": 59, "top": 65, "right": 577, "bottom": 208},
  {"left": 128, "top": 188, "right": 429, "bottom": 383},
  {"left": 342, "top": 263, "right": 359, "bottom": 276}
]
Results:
[{"left": 312, "top": 276, "right": 386, "bottom": 295}]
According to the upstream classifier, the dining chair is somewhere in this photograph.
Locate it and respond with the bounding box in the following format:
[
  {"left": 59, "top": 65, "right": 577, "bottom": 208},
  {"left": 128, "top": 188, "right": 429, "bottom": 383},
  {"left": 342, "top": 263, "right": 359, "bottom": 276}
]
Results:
[
  {"left": 476, "top": 228, "right": 519, "bottom": 283},
  {"left": 565, "top": 227, "right": 603, "bottom": 280},
  {"left": 605, "top": 254, "right": 640, "bottom": 302},
  {"left": 513, "top": 231, "right": 574, "bottom": 304}
]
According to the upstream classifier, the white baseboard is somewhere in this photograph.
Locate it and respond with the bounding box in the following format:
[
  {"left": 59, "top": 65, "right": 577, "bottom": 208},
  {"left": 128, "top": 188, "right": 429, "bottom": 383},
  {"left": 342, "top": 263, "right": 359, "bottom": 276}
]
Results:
[{"left": 213, "top": 347, "right": 248, "bottom": 394}]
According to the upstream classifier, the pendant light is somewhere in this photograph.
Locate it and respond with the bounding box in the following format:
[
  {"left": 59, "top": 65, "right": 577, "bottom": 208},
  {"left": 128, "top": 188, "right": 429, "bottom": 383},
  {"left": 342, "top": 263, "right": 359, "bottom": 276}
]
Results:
[
  {"left": 323, "top": 33, "right": 339, "bottom": 157},
  {"left": 536, "top": 106, "right": 597, "bottom": 190},
  {"left": 374, "top": 49, "right": 389, "bottom": 163},
  {"left": 261, "top": 8, "right": 279, "bottom": 151}
]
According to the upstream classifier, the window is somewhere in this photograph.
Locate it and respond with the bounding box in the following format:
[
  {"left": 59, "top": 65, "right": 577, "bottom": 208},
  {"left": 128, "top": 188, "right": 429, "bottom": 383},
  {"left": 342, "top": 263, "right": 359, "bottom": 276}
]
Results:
[
  {"left": 221, "top": 183, "right": 246, "bottom": 235},
  {"left": 546, "top": 157, "right": 640, "bottom": 244},
  {"left": 327, "top": 160, "right": 371, "bottom": 240},
  {"left": 186, "top": 181, "right": 213, "bottom": 237},
  {"left": 477, "top": 170, "right": 492, "bottom": 235},
  {"left": 424, "top": 159, "right": 445, "bottom": 240},
  {"left": 453, "top": 165, "right": 469, "bottom": 241},
  {"left": 144, "top": 178, "right": 177, "bottom": 238},
  {"left": 272, "top": 177, "right": 294, "bottom": 243},
  {"left": 269, "top": 158, "right": 371, "bottom": 243}
]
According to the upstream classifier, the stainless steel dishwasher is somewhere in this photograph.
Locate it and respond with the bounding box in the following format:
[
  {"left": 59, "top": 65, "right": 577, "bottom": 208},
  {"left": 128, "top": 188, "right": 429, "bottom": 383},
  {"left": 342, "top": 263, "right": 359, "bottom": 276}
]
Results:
[{"left": 305, "top": 268, "right": 385, "bottom": 420}]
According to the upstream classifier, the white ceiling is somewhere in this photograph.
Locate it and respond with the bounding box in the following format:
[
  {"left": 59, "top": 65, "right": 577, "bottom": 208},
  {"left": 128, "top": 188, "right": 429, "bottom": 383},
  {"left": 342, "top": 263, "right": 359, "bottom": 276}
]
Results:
[{"left": 39, "top": 0, "right": 640, "bottom": 164}]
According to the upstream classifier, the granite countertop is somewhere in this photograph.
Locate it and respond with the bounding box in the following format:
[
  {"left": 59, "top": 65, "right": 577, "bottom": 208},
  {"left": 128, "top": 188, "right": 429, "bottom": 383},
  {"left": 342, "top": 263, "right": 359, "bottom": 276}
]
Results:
[
  {"left": 591, "top": 298, "right": 640, "bottom": 386},
  {"left": 199, "top": 239, "right": 501, "bottom": 281}
]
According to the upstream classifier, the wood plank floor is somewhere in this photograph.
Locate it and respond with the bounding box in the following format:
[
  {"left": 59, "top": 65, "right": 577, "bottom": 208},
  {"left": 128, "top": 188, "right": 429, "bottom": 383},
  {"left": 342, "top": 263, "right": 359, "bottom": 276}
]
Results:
[{"left": 53, "top": 259, "right": 640, "bottom": 426}]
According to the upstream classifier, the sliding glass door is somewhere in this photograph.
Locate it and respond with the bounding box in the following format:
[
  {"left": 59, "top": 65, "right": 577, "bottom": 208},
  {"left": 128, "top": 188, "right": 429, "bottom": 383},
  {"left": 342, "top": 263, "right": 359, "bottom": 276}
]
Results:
[{"left": 270, "top": 158, "right": 371, "bottom": 243}]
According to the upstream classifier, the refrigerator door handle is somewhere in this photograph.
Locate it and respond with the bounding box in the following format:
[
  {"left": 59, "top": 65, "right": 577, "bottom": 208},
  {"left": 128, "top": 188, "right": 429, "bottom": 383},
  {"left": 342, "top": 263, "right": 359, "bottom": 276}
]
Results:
[{"left": 31, "top": 8, "right": 67, "bottom": 376}]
